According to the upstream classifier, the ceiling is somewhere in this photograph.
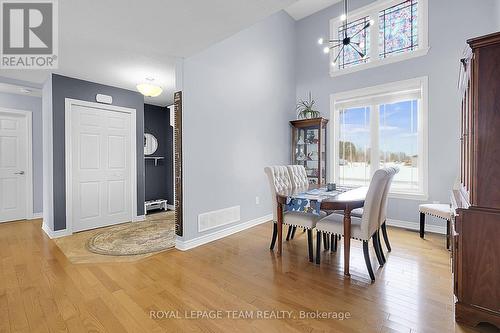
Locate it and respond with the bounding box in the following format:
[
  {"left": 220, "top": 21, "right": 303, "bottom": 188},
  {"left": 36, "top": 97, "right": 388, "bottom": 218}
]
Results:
[
  {"left": 0, "top": 0, "right": 296, "bottom": 106},
  {"left": 285, "top": 0, "right": 341, "bottom": 20}
]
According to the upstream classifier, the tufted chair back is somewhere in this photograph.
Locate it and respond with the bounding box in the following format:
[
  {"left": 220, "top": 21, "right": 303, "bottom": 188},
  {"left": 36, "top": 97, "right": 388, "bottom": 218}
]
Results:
[
  {"left": 379, "top": 166, "right": 399, "bottom": 225},
  {"left": 360, "top": 168, "right": 392, "bottom": 240},
  {"left": 264, "top": 166, "right": 293, "bottom": 222},
  {"left": 286, "top": 165, "right": 309, "bottom": 190}
]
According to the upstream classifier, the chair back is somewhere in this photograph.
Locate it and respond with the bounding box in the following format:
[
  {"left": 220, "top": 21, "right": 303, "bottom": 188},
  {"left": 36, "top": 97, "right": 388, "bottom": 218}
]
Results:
[
  {"left": 264, "top": 166, "right": 292, "bottom": 221},
  {"left": 379, "top": 166, "right": 399, "bottom": 225},
  {"left": 360, "top": 168, "right": 392, "bottom": 239},
  {"left": 286, "top": 165, "right": 309, "bottom": 190}
]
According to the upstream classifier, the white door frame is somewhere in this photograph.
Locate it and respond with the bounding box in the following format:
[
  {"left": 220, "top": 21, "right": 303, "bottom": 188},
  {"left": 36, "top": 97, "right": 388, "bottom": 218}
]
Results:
[
  {"left": 64, "top": 98, "right": 137, "bottom": 234},
  {"left": 0, "top": 107, "right": 33, "bottom": 222}
]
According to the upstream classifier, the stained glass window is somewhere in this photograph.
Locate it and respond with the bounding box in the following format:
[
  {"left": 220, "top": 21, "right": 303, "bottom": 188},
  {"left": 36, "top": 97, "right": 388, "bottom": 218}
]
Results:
[
  {"left": 336, "top": 16, "right": 370, "bottom": 69},
  {"left": 379, "top": 0, "right": 418, "bottom": 58}
]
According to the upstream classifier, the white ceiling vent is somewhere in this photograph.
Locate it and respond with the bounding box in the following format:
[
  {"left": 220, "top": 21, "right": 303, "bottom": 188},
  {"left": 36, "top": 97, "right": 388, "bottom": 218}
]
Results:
[{"left": 198, "top": 206, "right": 240, "bottom": 232}]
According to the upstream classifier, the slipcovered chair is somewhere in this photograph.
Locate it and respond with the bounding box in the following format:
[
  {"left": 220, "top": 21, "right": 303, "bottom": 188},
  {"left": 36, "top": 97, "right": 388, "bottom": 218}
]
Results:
[
  {"left": 419, "top": 203, "right": 452, "bottom": 249},
  {"left": 264, "top": 166, "right": 326, "bottom": 262},
  {"left": 315, "top": 168, "right": 391, "bottom": 281},
  {"left": 285, "top": 165, "right": 309, "bottom": 240},
  {"left": 287, "top": 165, "right": 309, "bottom": 189},
  {"left": 333, "top": 167, "right": 399, "bottom": 259}
]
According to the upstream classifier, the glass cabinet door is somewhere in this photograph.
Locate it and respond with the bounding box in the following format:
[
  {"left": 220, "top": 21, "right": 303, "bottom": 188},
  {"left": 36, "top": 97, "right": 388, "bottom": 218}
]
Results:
[{"left": 291, "top": 118, "right": 328, "bottom": 185}]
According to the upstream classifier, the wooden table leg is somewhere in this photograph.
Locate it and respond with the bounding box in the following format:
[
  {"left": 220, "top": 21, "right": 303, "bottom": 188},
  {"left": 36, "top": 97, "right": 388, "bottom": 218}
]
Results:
[
  {"left": 277, "top": 202, "right": 283, "bottom": 256},
  {"left": 343, "top": 208, "right": 351, "bottom": 276}
]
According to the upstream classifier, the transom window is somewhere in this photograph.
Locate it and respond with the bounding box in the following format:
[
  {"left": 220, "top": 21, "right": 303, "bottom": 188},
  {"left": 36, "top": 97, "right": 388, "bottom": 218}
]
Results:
[
  {"left": 330, "top": 0, "right": 428, "bottom": 75},
  {"left": 379, "top": 0, "right": 418, "bottom": 58},
  {"left": 332, "top": 77, "right": 428, "bottom": 198},
  {"left": 337, "top": 16, "right": 370, "bottom": 69}
]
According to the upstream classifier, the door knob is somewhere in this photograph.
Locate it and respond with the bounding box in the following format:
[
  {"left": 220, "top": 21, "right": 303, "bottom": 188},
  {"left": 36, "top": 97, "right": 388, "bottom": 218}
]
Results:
[{"left": 14, "top": 171, "right": 25, "bottom": 175}]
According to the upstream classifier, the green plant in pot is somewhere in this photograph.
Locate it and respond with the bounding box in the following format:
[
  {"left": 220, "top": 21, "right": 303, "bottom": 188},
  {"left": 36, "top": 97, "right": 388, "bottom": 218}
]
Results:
[{"left": 296, "top": 92, "right": 320, "bottom": 119}]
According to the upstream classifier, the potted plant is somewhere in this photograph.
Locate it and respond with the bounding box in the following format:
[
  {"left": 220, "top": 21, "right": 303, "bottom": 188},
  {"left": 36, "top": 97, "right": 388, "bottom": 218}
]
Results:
[{"left": 296, "top": 92, "right": 320, "bottom": 119}]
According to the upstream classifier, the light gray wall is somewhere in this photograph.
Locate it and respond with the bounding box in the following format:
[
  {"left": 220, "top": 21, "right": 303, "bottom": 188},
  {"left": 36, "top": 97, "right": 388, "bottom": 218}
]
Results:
[
  {"left": 0, "top": 92, "right": 43, "bottom": 214},
  {"left": 295, "top": 0, "right": 499, "bottom": 226},
  {"left": 497, "top": 1, "right": 500, "bottom": 29},
  {"left": 49, "top": 74, "right": 145, "bottom": 231},
  {"left": 181, "top": 11, "right": 296, "bottom": 240}
]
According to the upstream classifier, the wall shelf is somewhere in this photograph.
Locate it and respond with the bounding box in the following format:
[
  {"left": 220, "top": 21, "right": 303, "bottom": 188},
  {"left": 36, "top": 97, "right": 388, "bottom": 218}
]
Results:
[{"left": 145, "top": 156, "right": 164, "bottom": 166}]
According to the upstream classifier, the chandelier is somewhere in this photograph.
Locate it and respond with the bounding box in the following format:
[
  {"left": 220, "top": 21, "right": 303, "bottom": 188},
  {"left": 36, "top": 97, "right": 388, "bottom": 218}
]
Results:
[{"left": 318, "top": 0, "right": 374, "bottom": 67}]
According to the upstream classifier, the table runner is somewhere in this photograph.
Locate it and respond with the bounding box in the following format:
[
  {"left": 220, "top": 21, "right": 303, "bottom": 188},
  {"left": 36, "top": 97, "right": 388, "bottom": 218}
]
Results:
[{"left": 285, "top": 187, "right": 350, "bottom": 215}]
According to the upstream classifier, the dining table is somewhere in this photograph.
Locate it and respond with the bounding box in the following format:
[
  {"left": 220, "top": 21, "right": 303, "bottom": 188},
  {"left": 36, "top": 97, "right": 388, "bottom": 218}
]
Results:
[{"left": 275, "top": 184, "right": 368, "bottom": 277}]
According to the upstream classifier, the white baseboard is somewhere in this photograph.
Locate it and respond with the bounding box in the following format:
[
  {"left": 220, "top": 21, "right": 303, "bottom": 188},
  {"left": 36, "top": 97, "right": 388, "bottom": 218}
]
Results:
[
  {"left": 28, "top": 212, "right": 43, "bottom": 220},
  {"left": 176, "top": 214, "right": 272, "bottom": 251},
  {"left": 133, "top": 215, "right": 146, "bottom": 222},
  {"left": 41, "top": 223, "right": 72, "bottom": 239},
  {"left": 387, "top": 218, "right": 446, "bottom": 235}
]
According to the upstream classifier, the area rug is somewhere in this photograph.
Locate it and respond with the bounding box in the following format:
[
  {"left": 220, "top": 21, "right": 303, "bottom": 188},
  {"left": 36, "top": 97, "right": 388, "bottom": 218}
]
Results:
[{"left": 86, "top": 211, "right": 176, "bottom": 256}]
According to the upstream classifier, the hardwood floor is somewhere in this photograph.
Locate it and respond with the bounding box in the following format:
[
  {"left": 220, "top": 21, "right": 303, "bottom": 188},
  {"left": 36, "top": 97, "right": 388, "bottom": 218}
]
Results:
[{"left": 0, "top": 219, "right": 496, "bottom": 333}]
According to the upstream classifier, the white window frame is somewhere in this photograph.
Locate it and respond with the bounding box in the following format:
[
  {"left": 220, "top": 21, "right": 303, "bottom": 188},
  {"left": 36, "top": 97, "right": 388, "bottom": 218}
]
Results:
[
  {"left": 329, "top": 0, "right": 429, "bottom": 77},
  {"left": 329, "top": 77, "right": 428, "bottom": 200}
]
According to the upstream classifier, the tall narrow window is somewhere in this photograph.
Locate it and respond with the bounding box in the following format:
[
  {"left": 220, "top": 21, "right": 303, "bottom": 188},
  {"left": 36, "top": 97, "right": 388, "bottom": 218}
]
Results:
[
  {"left": 338, "top": 106, "right": 371, "bottom": 186},
  {"left": 379, "top": 0, "right": 418, "bottom": 58},
  {"left": 379, "top": 100, "right": 419, "bottom": 192},
  {"left": 333, "top": 78, "right": 427, "bottom": 198}
]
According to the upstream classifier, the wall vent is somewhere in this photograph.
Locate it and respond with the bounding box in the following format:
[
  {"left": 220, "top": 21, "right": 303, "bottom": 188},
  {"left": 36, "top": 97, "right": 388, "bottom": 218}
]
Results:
[{"left": 198, "top": 206, "right": 240, "bottom": 232}]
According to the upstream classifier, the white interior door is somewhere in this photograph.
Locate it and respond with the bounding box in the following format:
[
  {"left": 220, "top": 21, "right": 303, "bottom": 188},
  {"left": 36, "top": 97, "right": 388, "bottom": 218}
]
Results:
[
  {"left": 0, "top": 112, "right": 28, "bottom": 222},
  {"left": 71, "top": 104, "right": 132, "bottom": 232}
]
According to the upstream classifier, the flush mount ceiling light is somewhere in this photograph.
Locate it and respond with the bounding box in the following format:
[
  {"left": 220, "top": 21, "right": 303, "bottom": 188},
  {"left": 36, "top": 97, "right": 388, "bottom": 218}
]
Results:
[
  {"left": 136, "top": 78, "right": 163, "bottom": 97},
  {"left": 318, "top": 0, "right": 374, "bottom": 67}
]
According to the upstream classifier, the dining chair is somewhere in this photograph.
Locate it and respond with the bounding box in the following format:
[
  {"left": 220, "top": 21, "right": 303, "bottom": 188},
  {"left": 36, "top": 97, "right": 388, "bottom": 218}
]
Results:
[
  {"left": 286, "top": 164, "right": 336, "bottom": 248},
  {"left": 335, "top": 167, "right": 399, "bottom": 259},
  {"left": 314, "top": 168, "right": 390, "bottom": 281},
  {"left": 264, "top": 166, "right": 326, "bottom": 262},
  {"left": 378, "top": 167, "right": 398, "bottom": 256},
  {"left": 286, "top": 165, "right": 309, "bottom": 240}
]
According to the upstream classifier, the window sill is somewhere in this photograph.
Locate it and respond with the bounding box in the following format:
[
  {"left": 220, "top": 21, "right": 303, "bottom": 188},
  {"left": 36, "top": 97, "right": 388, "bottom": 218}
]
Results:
[
  {"left": 329, "top": 47, "right": 430, "bottom": 78},
  {"left": 388, "top": 191, "right": 428, "bottom": 201}
]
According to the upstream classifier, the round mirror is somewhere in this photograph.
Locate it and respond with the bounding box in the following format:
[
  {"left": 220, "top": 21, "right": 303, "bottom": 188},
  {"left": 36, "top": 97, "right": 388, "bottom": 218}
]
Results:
[{"left": 144, "top": 133, "right": 158, "bottom": 155}]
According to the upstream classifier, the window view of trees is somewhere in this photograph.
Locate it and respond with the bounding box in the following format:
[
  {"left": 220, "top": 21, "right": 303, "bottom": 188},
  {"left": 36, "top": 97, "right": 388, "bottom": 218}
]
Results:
[{"left": 337, "top": 99, "right": 421, "bottom": 191}]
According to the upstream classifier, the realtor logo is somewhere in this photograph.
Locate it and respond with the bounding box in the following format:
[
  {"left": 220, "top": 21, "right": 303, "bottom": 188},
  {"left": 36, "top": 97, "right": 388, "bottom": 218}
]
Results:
[{"left": 1, "top": 0, "right": 58, "bottom": 68}]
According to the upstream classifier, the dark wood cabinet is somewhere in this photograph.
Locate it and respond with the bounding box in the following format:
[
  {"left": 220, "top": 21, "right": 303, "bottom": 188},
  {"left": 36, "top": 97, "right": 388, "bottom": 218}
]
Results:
[
  {"left": 451, "top": 32, "right": 500, "bottom": 329},
  {"left": 290, "top": 118, "right": 328, "bottom": 185}
]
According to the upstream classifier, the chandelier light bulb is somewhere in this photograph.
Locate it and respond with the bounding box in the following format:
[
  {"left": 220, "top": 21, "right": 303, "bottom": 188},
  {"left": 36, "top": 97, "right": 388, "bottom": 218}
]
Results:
[
  {"left": 318, "top": 38, "right": 324, "bottom": 45},
  {"left": 340, "top": 13, "right": 347, "bottom": 21},
  {"left": 369, "top": 19, "right": 375, "bottom": 26},
  {"left": 332, "top": 61, "right": 337, "bottom": 67},
  {"left": 323, "top": 47, "right": 330, "bottom": 54}
]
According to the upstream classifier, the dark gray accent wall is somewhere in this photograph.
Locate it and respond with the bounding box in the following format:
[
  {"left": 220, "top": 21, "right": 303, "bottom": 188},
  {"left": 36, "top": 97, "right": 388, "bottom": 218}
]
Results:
[
  {"left": 144, "top": 104, "right": 173, "bottom": 204},
  {"left": 51, "top": 74, "right": 145, "bottom": 231}
]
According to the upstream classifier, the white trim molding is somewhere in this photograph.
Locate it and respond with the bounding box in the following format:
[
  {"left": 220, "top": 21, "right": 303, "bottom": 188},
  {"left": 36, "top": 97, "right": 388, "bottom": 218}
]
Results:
[
  {"left": 28, "top": 212, "right": 43, "bottom": 220},
  {"left": 64, "top": 98, "right": 138, "bottom": 234},
  {"left": 176, "top": 214, "right": 272, "bottom": 251},
  {"left": 41, "top": 223, "right": 72, "bottom": 239},
  {"left": 329, "top": 76, "right": 429, "bottom": 200},
  {"left": 0, "top": 107, "right": 34, "bottom": 221},
  {"left": 329, "top": 0, "right": 428, "bottom": 77},
  {"left": 387, "top": 218, "right": 446, "bottom": 235},
  {"left": 133, "top": 215, "right": 146, "bottom": 222}
]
